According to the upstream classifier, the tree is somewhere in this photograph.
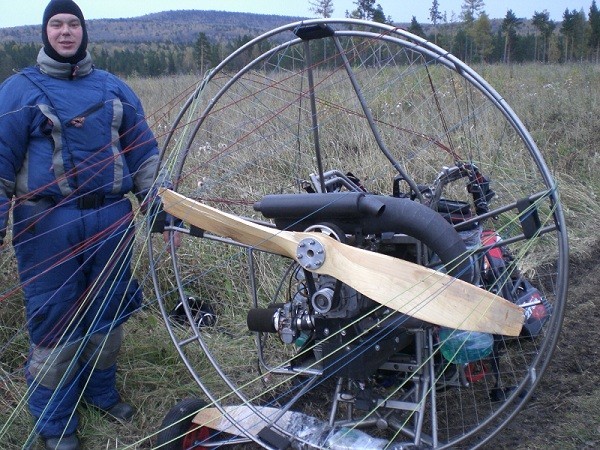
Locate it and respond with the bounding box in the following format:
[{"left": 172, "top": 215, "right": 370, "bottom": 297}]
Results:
[
  {"left": 346, "top": 1, "right": 391, "bottom": 24},
  {"left": 561, "top": 8, "right": 587, "bottom": 61},
  {"left": 348, "top": 0, "right": 372, "bottom": 19},
  {"left": 460, "top": 0, "right": 485, "bottom": 23},
  {"left": 561, "top": 8, "right": 575, "bottom": 60},
  {"left": 429, "top": 0, "right": 443, "bottom": 44},
  {"left": 589, "top": 0, "right": 600, "bottom": 62},
  {"left": 348, "top": 0, "right": 376, "bottom": 20},
  {"left": 308, "top": 0, "right": 336, "bottom": 64},
  {"left": 472, "top": 12, "right": 493, "bottom": 62},
  {"left": 532, "top": 10, "right": 555, "bottom": 62},
  {"left": 0, "top": 48, "right": 15, "bottom": 81},
  {"left": 452, "top": 28, "right": 470, "bottom": 62},
  {"left": 501, "top": 9, "right": 522, "bottom": 64},
  {"left": 309, "top": 0, "right": 334, "bottom": 18},
  {"left": 372, "top": 4, "right": 391, "bottom": 24},
  {"left": 408, "top": 16, "right": 426, "bottom": 38},
  {"left": 194, "top": 32, "right": 214, "bottom": 74},
  {"left": 458, "top": 0, "right": 486, "bottom": 63}
]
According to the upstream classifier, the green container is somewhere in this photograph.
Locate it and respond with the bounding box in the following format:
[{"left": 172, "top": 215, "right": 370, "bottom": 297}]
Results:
[{"left": 438, "top": 327, "right": 493, "bottom": 364}]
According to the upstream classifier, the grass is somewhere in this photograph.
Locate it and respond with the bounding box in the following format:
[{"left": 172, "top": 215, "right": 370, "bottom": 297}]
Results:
[{"left": 1, "top": 61, "right": 600, "bottom": 448}]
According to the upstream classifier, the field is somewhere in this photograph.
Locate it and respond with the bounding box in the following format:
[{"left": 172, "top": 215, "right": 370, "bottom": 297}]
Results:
[{"left": 1, "top": 60, "right": 600, "bottom": 449}]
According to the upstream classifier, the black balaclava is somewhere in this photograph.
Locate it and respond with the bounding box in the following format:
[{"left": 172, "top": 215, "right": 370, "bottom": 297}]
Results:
[{"left": 42, "top": 0, "right": 88, "bottom": 64}]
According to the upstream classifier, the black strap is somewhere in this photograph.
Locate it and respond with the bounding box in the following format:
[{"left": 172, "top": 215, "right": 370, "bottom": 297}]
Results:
[{"left": 76, "top": 192, "right": 106, "bottom": 209}]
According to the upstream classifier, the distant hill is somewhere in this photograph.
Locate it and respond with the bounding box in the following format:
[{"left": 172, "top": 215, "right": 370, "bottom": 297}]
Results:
[
  {"left": 0, "top": 9, "right": 542, "bottom": 47},
  {"left": 0, "top": 10, "right": 307, "bottom": 44},
  {"left": 0, "top": 9, "right": 562, "bottom": 81}
]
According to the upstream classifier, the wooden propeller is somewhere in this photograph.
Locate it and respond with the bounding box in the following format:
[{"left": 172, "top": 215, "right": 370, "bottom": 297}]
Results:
[{"left": 159, "top": 189, "right": 524, "bottom": 336}]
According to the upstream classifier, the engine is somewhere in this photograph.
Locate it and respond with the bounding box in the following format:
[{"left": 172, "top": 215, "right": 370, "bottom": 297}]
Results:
[
  {"left": 247, "top": 254, "right": 419, "bottom": 378},
  {"left": 246, "top": 186, "right": 474, "bottom": 378}
]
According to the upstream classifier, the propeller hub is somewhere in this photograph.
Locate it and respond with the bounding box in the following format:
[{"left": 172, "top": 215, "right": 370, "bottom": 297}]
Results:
[{"left": 296, "top": 237, "right": 326, "bottom": 270}]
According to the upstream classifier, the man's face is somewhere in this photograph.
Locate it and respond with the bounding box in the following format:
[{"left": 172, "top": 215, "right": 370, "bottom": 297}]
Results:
[{"left": 46, "top": 13, "right": 83, "bottom": 59}]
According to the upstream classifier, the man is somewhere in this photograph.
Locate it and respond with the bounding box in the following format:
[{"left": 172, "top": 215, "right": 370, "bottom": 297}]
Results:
[{"left": 0, "top": 1, "right": 169, "bottom": 449}]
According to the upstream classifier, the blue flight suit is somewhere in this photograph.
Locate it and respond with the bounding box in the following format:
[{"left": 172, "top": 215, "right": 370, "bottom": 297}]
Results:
[{"left": 0, "top": 49, "right": 160, "bottom": 438}]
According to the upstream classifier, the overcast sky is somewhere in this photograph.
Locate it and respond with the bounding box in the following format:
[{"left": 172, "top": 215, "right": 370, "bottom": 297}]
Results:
[{"left": 0, "top": 1, "right": 591, "bottom": 28}]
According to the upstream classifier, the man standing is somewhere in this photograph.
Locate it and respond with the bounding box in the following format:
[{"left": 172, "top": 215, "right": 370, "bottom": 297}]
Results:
[{"left": 0, "top": 1, "right": 165, "bottom": 448}]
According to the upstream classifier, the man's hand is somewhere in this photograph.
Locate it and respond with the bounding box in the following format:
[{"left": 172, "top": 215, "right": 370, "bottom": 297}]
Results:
[{"left": 149, "top": 198, "right": 184, "bottom": 249}]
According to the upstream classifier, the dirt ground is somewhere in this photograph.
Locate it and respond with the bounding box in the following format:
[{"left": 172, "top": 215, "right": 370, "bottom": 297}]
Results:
[{"left": 486, "top": 249, "right": 600, "bottom": 449}]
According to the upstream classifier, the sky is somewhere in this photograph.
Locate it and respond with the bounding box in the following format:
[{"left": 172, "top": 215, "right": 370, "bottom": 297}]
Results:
[{"left": 0, "top": 0, "right": 592, "bottom": 29}]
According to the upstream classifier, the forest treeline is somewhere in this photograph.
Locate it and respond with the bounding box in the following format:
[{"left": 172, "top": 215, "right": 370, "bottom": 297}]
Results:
[
  {"left": 1, "top": 0, "right": 600, "bottom": 81},
  {"left": 342, "top": 0, "right": 600, "bottom": 65},
  {"left": 410, "top": 0, "right": 600, "bottom": 65}
]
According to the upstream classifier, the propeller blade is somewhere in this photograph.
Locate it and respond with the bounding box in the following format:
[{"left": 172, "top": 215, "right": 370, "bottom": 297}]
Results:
[{"left": 159, "top": 189, "right": 524, "bottom": 336}]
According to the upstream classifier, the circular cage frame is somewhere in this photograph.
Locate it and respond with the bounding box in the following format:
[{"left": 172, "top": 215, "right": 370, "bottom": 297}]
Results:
[{"left": 148, "top": 18, "right": 568, "bottom": 450}]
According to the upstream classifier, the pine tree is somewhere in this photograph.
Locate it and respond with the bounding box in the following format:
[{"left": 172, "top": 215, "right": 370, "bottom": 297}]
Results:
[
  {"left": 408, "top": 16, "right": 426, "bottom": 38},
  {"left": 429, "top": 0, "right": 443, "bottom": 44},
  {"left": 561, "top": 9, "right": 587, "bottom": 62},
  {"left": 309, "top": 0, "right": 334, "bottom": 18},
  {"left": 195, "top": 32, "right": 213, "bottom": 74},
  {"left": 589, "top": 0, "right": 600, "bottom": 62},
  {"left": 502, "top": 10, "right": 522, "bottom": 64},
  {"left": 348, "top": 0, "right": 376, "bottom": 20},
  {"left": 472, "top": 12, "right": 493, "bottom": 62},
  {"left": 460, "top": 0, "right": 485, "bottom": 23},
  {"left": 532, "top": 10, "right": 555, "bottom": 62},
  {"left": 372, "top": 5, "right": 391, "bottom": 24},
  {"left": 459, "top": 0, "right": 486, "bottom": 63}
]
